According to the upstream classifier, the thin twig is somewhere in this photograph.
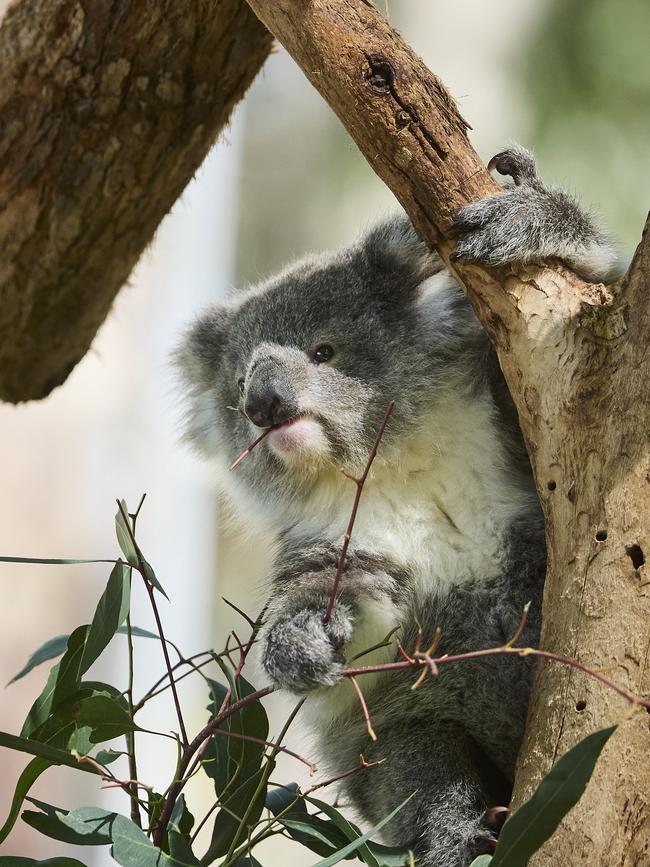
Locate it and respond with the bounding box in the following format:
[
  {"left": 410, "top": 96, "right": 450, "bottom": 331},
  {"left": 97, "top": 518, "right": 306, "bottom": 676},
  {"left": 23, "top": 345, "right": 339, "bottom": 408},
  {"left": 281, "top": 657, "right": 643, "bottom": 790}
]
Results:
[
  {"left": 124, "top": 496, "right": 146, "bottom": 829},
  {"left": 323, "top": 400, "right": 395, "bottom": 624},
  {"left": 349, "top": 676, "right": 377, "bottom": 741},
  {"left": 117, "top": 499, "right": 189, "bottom": 747},
  {"left": 229, "top": 428, "right": 273, "bottom": 471}
]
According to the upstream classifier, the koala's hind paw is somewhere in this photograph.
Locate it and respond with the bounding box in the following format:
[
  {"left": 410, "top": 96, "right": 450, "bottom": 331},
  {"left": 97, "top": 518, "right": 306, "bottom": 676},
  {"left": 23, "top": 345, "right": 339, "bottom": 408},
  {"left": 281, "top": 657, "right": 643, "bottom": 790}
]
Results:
[
  {"left": 261, "top": 601, "right": 353, "bottom": 693},
  {"left": 469, "top": 806, "right": 509, "bottom": 858}
]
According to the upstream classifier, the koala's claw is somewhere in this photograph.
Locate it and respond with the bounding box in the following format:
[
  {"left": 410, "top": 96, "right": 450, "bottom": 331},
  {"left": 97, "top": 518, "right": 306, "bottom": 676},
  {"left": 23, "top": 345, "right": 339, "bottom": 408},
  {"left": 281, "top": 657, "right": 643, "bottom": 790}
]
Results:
[
  {"left": 481, "top": 805, "right": 509, "bottom": 833},
  {"left": 262, "top": 603, "right": 353, "bottom": 693},
  {"left": 467, "top": 805, "right": 509, "bottom": 858},
  {"left": 487, "top": 145, "right": 538, "bottom": 187}
]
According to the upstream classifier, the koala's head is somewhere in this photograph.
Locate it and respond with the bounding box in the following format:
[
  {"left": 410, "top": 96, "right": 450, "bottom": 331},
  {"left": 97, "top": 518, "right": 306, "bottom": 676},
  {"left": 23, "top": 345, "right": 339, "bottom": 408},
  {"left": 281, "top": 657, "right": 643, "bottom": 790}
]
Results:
[{"left": 174, "top": 216, "right": 485, "bottom": 491}]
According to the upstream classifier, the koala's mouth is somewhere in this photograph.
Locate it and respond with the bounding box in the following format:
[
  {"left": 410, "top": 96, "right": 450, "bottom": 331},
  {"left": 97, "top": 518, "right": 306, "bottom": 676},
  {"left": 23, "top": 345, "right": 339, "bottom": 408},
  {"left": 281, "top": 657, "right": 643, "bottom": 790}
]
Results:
[
  {"left": 230, "top": 413, "right": 329, "bottom": 471},
  {"left": 266, "top": 413, "right": 329, "bottom": 457}
]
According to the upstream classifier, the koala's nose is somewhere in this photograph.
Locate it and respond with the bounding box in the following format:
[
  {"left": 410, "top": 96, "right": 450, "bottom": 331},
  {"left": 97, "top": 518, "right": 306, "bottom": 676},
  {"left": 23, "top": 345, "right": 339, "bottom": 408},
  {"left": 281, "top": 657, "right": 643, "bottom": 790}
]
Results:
[{"left": 245, "top": 384, "right": 294, "bottom": 428}]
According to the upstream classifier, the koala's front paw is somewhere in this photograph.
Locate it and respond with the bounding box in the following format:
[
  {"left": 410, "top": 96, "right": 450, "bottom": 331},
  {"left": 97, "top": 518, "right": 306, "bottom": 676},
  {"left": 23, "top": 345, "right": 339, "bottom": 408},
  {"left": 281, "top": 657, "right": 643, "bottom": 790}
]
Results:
[
  {"left": 452, "top": 185, "right": 539, "bottom": 268},
  {"left": 262, "top": 602, "right": 353, "bottom": 693},
  {"left": 452, "top": 145, "right": 544, "bottom": 268}
]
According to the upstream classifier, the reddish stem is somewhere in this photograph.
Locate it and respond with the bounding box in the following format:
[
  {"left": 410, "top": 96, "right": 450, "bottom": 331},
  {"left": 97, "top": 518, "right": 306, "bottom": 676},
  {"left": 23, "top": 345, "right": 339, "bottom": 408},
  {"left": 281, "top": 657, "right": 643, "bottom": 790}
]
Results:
[
  {"left": 229, "top": 427, "right": 273, "bottom": 470},
  {"left": 323, "top": 400, "right": 395, "bottom": 624}
]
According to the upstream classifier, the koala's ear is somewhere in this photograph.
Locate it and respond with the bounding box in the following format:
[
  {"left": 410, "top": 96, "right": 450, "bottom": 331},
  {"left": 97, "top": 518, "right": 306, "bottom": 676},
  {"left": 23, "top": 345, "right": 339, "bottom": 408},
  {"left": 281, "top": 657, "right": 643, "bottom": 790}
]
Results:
[
  {"left": 173, "top": 304, "right": 232, "bottom": 390},
  {"left": 362, "top": 213, "right": 444, "bottom": 289}
]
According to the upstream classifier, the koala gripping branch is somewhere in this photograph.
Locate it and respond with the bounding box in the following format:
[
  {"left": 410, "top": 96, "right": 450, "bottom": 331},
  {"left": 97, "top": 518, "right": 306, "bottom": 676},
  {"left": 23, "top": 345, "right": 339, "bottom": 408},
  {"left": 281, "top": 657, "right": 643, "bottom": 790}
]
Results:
[{"left": 243, "top": 1, "right": 650, "bottom": 865}]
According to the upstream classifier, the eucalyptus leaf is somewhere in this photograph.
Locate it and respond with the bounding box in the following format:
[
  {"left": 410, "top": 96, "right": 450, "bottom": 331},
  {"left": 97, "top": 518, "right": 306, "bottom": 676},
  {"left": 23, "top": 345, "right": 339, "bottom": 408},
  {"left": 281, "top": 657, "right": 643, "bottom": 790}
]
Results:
[
  {"left": 114, "top": 501, "right": 168, "bottom": 598},
  {"left": 94, "top": 749, "right": 125, "bottom": 766},
  {"left": 28, "top": 683, "right": 127, "bottom": 751},
  {"left": 21, "top": 803, "right": 115, "bottom": 846},
  {"left": 0, "top": 730, "right": 98, "bottom": 774},
  {"left": 490, "top": 726, "right": 616, "bottom": 867},
  {"left": 21, "top": 625, "right": 89, "bottom": 737},
  {"left": 469, "top": 857, "right": 493, "bottom": 866},
  {"left": 0, "top": 757, "right": 50, "bottom": 844},
  {"left": 265, "top": 782, "right": 307, "bottom": 817},
  {"left": 7, "top": 635, "right": 69, "bottom": 685},
  {"left": 110, "top": 812, "right": 196, "bottom": 867},
  {"left": 79, "top": 562, "right": 130, "bottom": 672},
  {"left": 9, "top": 626, "right": 161, "bottom": 686},
  {"left": 310, "top": 794, "right": 415, "bottom": 867},
  {"left": 168, "top": 796, "right": 200, "bottom": 866},
  {"left": 115, "top": 501, "right": 138, "bottom": 566},
  {"left": 306, "top": 796, "right": 380, "bottom": 867},
  {"left": 74, "top": 695, "right": 139, "bottom": 743},
  {"left": 205, "top": 762, "right": 273, "bottom": 863},
  {"left": 0, "top": 858, "right": 88, "bottom": 867}
]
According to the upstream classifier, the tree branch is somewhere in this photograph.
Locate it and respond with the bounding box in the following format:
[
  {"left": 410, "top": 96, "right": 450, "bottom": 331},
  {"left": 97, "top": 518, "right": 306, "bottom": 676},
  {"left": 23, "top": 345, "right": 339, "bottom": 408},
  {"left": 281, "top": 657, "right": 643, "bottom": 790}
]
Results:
[
  {"left": 0, "top": 0, "right": 272, "bottom": 402},
  {"left": 241, "top": 2, "right": 650, "bottom": 863}
]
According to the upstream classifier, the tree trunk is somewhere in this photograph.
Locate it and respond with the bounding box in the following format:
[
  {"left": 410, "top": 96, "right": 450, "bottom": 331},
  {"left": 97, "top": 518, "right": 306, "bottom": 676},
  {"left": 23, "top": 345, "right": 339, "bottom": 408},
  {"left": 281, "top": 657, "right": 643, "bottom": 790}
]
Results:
[
  {"left": 242, "top": 1, "right": 650, "bottom": 863},
  {"left": 0, "top": 0, "right": 271, "bottom": 402}
]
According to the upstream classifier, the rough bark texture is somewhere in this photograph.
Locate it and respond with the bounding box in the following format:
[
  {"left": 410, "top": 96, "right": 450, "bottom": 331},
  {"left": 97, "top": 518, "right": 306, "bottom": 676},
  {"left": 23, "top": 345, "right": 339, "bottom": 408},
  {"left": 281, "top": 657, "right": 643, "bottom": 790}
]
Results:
[
  {"left": 243, "top": 1, "right": 650, "bottom": 864},
  {"left": 0, "top": 0, "right": 272, "bottom": 402}
]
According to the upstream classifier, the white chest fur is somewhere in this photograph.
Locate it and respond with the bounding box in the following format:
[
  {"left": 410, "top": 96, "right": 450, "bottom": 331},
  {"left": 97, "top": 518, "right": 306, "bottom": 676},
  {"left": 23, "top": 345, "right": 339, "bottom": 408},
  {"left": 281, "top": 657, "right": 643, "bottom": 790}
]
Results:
[{"left": 281, "top": 394, "right": 532, "bottom": 592}]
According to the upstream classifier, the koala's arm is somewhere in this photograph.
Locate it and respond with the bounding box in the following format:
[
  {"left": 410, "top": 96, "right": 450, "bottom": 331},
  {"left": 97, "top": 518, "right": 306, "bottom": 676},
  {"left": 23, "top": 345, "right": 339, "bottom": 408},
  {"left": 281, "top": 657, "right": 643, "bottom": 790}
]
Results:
[
  {"left": 453, "top": 144, "right": 619, "bottom": 282},
  {"left": 261, "top": 540, "right": 409, "bottom": 693}
]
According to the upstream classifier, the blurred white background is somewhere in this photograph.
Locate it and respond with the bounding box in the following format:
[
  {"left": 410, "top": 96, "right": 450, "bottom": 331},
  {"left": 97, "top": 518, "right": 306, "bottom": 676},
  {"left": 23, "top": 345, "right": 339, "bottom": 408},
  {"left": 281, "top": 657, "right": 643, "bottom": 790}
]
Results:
[{"left": 1, "top": 0, "right": 647, "bottom": 863}]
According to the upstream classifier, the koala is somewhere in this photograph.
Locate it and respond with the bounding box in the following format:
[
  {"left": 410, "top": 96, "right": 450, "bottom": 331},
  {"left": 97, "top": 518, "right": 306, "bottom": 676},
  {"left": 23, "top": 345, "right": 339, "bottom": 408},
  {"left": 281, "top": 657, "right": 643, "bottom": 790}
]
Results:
[{"left": 175, "top": 146, "right": 617, "bottom": 867}]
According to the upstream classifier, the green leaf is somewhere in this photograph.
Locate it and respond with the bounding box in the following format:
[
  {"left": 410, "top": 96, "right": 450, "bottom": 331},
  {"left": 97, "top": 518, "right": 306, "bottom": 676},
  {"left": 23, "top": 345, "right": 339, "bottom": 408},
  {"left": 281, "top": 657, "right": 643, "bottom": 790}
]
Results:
[
  {"left": 230, "top": 859, "right": 263, "bottom": 867},
  {"left": 309, "top": 794, "right": 415, "bottom": 867},
  {"left": 168, "top": 796, "right": 200, "bottom": 866},
  {"left": 278, "top": 817, "right": 350, "bottom": 858},
  {"left": 110, "top": 812, "right": 196, "bottom": 867},
  {"left": 469, "top": 857, "right": 493, "bottom": 867},
  {"left": 120, "top": 625, "right": 160, "bottom": 640},
  {"left": 115, "top": 501, "right": 138, "bottom": 566},
  {"left": 21, "top": 802, "right": 114, "bottom": 846},
  {"left": 28, "top": 683, "right": 127, "bottom": 751},
  {"left": 365, "top": 843, "right": 416, "bottom": 867},
  {"left": 21, "top": 625, "right": 88, "bottom": 737},
  {"left": 0, "top": 556, "right": 116, "bottom": 565},
  {"left": 140, "top": 558, "right": 168, "bottom": 599},
  {"left": 114, "top": 501, "right": 168, "bottom": 599},
  {"left": 306, "top": 796, "right": 380, "bottom": 867},
  {"left": 80, "top": 562, "right": 130, "bottom": 672},
  {"left": 0, "top": 858, "right": 88, "bottom": 867},
  {"left": 205, "top": 762, "right": 273, "bottom": 862},
  {"left": 8, "top": 626, "right": 161, "bottom": 686},
  {"left": 74, "top": 695, "right": 139, "bottom": 743},
  {"left": 203, "top": 676, "right": 269, "bottom": 798},
  {"left": 94, "top": 749, "right": 124, "bottom": 766},
  {"left": 0, "top": 730, "right": 99, "bottom": 775},
  {"left": 0, "top": 757, "right": 50, "bottom": 844},
  {"left": 7, "top": 635, "right": 69, "bottom": 685},
  {"left": 490, "top": 726, "right": 616, "bottom": 867},
  {"left": 265, "top": 783, "right": 307, "bottom": 817}
]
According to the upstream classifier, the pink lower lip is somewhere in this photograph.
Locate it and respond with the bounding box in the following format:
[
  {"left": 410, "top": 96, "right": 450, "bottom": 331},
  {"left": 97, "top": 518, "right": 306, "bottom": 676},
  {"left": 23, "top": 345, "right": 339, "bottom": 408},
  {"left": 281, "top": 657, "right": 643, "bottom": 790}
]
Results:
[{"left": 268, "top": 415, "right": 318, "bottom": 450}]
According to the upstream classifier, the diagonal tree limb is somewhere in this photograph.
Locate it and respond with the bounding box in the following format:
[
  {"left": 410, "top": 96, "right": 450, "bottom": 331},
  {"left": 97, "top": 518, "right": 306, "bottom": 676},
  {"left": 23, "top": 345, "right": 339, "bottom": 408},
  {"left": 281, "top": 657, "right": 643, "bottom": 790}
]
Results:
[
  {"left": 0, "top": 0, "right": 272, "bottom": 402},
  {"left": 242, "top": 1, "right": 650, "bottom": 864}
]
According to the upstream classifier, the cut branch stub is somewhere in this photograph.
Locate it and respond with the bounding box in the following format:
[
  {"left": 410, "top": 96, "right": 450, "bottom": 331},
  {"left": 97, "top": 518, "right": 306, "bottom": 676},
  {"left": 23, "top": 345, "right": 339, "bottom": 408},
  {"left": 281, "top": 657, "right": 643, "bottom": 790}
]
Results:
[{"left": 0, "top": 0, "right": 272, "bottom": 402}]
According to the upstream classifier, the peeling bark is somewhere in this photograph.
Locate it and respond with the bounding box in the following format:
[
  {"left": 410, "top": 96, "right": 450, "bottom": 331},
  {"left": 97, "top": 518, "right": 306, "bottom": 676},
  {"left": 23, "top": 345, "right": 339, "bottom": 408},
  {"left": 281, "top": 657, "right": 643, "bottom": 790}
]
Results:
[
  {"left": 0, "top": 0, "right": 272, "bottom": 402},
  {"left": 243, "top": 1, "right": 650, "bottom": 863}
]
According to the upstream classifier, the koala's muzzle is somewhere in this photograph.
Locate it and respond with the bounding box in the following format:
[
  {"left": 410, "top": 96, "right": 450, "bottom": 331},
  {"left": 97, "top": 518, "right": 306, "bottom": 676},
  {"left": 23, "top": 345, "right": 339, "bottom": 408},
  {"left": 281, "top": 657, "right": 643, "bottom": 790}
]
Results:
[{"left": 244, "top": 361, "right": 298, "bottom": 428}]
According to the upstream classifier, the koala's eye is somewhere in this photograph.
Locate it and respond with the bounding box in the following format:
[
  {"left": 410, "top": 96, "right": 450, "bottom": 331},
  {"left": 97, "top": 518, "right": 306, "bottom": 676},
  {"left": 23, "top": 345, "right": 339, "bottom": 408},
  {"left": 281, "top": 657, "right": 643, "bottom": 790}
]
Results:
[
  {"left": 311, "top": 344, "right": 335, "bottom": 365},
  {"left": 237, "top": 377, "right": 245, "bottom": 395}
]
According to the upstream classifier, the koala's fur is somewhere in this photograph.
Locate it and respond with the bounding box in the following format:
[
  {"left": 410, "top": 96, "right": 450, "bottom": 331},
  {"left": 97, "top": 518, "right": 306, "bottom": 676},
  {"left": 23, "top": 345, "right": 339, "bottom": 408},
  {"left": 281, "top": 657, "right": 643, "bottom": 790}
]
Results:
[{"left": 175, "top": 147, "right": 618, "bottom": 867}]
